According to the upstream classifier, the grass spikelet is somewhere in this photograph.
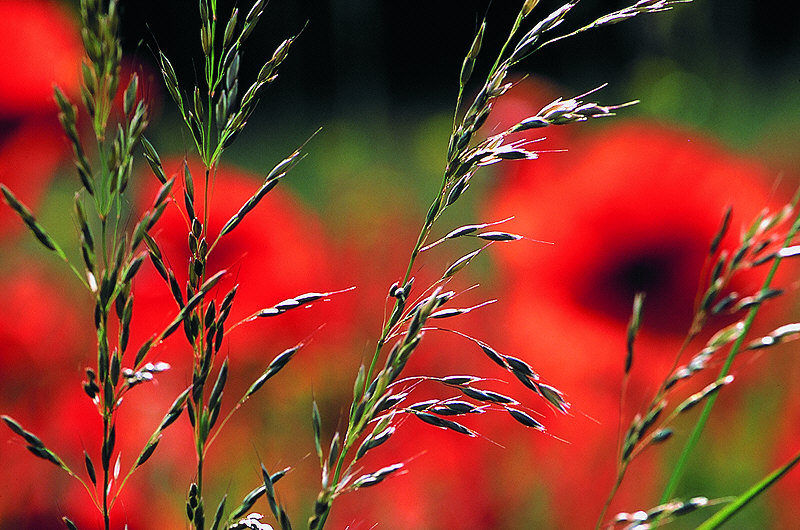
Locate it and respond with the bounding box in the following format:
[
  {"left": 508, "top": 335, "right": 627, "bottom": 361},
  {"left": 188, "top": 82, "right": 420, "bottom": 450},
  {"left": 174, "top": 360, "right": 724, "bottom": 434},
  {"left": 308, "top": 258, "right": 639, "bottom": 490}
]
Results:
[
  {"left": 746, "top": 322, "right": 800, "bottom": 349},
  {"left": 538, "top": 383, "right": 570, "bottom": 413},
  {"left": 352, "top": 463, "right": 405, "bottom": 489},
  {"left": 506, "top": 408, "right": 545, "bottom": 430},
  {"left": 411, "top": 411, "right": 477, "bottom": 437},
  {"left": 443, "top": 248, "right": 483, "bottom": 278},
  {"left": 1, "top": 185, "right": 59, "bottom": 253},
  {"left": 245, "top": 342, "right": 304, "bottom": 398},
  {"left": 676, "top": 376, "right": 735, "bottom": 414},
  {"left": 626, "top": 293, "right": 645, "bottom": 374}
]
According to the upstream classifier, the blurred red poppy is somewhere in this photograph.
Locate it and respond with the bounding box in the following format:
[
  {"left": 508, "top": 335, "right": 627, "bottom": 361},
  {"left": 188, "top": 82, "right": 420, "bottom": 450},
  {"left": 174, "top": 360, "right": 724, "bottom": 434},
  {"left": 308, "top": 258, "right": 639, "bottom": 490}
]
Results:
[
  {"left": 481, "top": 114, "right": 785, "bottom": 526},
  {"left": 0, "top": 0, "right": 83, "bottom": 239},
  {"left": 0, "top": 1, "right": 82, "bottom": 117}
]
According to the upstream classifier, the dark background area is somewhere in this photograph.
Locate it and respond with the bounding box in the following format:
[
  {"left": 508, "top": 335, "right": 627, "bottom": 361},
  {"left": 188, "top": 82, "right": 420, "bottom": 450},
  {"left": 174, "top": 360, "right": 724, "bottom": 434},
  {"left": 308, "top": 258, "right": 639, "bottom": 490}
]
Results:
[
  {"left": 102, "top": 0, "right": 800, "bottom": 212},
  {"left": 115, "top": 0, "right": 800, "bottom": 118}
]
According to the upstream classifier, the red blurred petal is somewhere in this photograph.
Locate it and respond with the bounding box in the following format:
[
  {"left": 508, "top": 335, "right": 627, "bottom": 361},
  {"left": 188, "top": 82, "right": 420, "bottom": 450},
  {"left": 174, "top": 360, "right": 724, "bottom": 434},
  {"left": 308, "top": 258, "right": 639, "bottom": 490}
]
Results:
[
  {"left": 480, "top": 120, "right": 788, "bottom": 527},
  {"left": 0, "top": 0, "right": 83, "bottom": 117}
]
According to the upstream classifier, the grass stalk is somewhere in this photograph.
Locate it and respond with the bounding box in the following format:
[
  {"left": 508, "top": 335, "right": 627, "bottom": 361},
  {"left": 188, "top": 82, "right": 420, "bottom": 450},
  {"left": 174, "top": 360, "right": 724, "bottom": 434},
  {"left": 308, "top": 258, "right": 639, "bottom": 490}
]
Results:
[{"left": 660, "top": 196, "right": 800, "bottom": 505}]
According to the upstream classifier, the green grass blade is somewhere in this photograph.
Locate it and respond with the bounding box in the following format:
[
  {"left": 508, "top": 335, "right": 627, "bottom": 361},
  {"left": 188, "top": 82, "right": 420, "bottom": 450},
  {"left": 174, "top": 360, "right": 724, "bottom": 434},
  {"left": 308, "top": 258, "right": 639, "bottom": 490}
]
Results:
[{"left": 697, "top": 447, "right": 800, "bottom": 530}]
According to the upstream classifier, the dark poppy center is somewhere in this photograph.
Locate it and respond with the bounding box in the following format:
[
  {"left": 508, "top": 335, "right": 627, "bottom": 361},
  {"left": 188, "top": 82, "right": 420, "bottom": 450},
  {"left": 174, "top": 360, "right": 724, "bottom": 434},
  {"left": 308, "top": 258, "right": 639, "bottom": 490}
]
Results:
[
  {"left": 575, "top": 239, "right": 702, "bottom": 335},
  {"left": 0, "top": 117, "right": 22, "bottom": 147}
]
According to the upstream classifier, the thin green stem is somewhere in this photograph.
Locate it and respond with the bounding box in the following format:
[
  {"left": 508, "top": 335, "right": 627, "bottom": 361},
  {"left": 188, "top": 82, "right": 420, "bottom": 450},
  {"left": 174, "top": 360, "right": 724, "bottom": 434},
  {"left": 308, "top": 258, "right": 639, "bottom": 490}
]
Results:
[
  {"left": 535, "top": 24, "right": 588, "bottom": 52},
  {"left": 362, "top": 192, "right": 438, "bottom": 391},
  {"left": 100, "top": 216, "right": 109, "bottom": 271},
  {"left": 488, "top": 9, "right": 526, "bottom": 79},
  {"left": 102, "top": 415, "right": 110, "bottom": 530},
  {"left": 596, "top": 468, "right": 627, "bottom": 530},
  {"left": 660, "top": 210, "right": 800, "bottom": 504},
  {"left": 203, "top": 398, "right": 240, "bottom": 455},
  {"left": 192, "top": 378, "right": 206, "bottom": 530},
  {"left": 204, "top": 167, "right": 211, "bottom": 235},
  {"left": 196, "top": 450, "right": 205, "bottom": 530}
]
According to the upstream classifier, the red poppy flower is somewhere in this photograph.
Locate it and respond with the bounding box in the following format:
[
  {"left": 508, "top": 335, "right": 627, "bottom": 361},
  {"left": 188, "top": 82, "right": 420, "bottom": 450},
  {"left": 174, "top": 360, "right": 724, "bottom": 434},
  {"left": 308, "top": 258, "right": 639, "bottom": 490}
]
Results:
[
  {"left": 489, "top": 122, "right": 780, "bottom": 381},
  {"left": 0, "top": 0, "right": 83, "bottom": 239},
  {"left": 481, "top": 119, "right": 786, "bottom": 527},
  {"left": 0, "top": 1, "right": 82, "bottom": 117}
]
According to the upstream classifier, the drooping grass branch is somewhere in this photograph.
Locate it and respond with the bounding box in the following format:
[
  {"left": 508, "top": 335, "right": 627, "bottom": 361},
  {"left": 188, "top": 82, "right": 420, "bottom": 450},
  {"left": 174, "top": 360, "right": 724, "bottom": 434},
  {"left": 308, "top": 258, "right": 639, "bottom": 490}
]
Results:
[{"left": 307, "top": 1, "right": 692, "bottom": 528}]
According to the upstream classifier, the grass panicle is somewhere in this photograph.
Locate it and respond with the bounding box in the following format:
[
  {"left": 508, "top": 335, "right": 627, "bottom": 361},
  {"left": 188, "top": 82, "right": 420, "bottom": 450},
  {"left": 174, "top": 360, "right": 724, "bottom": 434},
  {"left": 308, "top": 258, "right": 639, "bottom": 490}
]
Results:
[
  {"left": 598, "top": 197, "right": 800, "bottom": 528},
  {"left": 0, "top": 0, "right": 190, "bottom": 527},
  {"left": 306, "top": 1, "right": 693, "bottom": 527}
]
